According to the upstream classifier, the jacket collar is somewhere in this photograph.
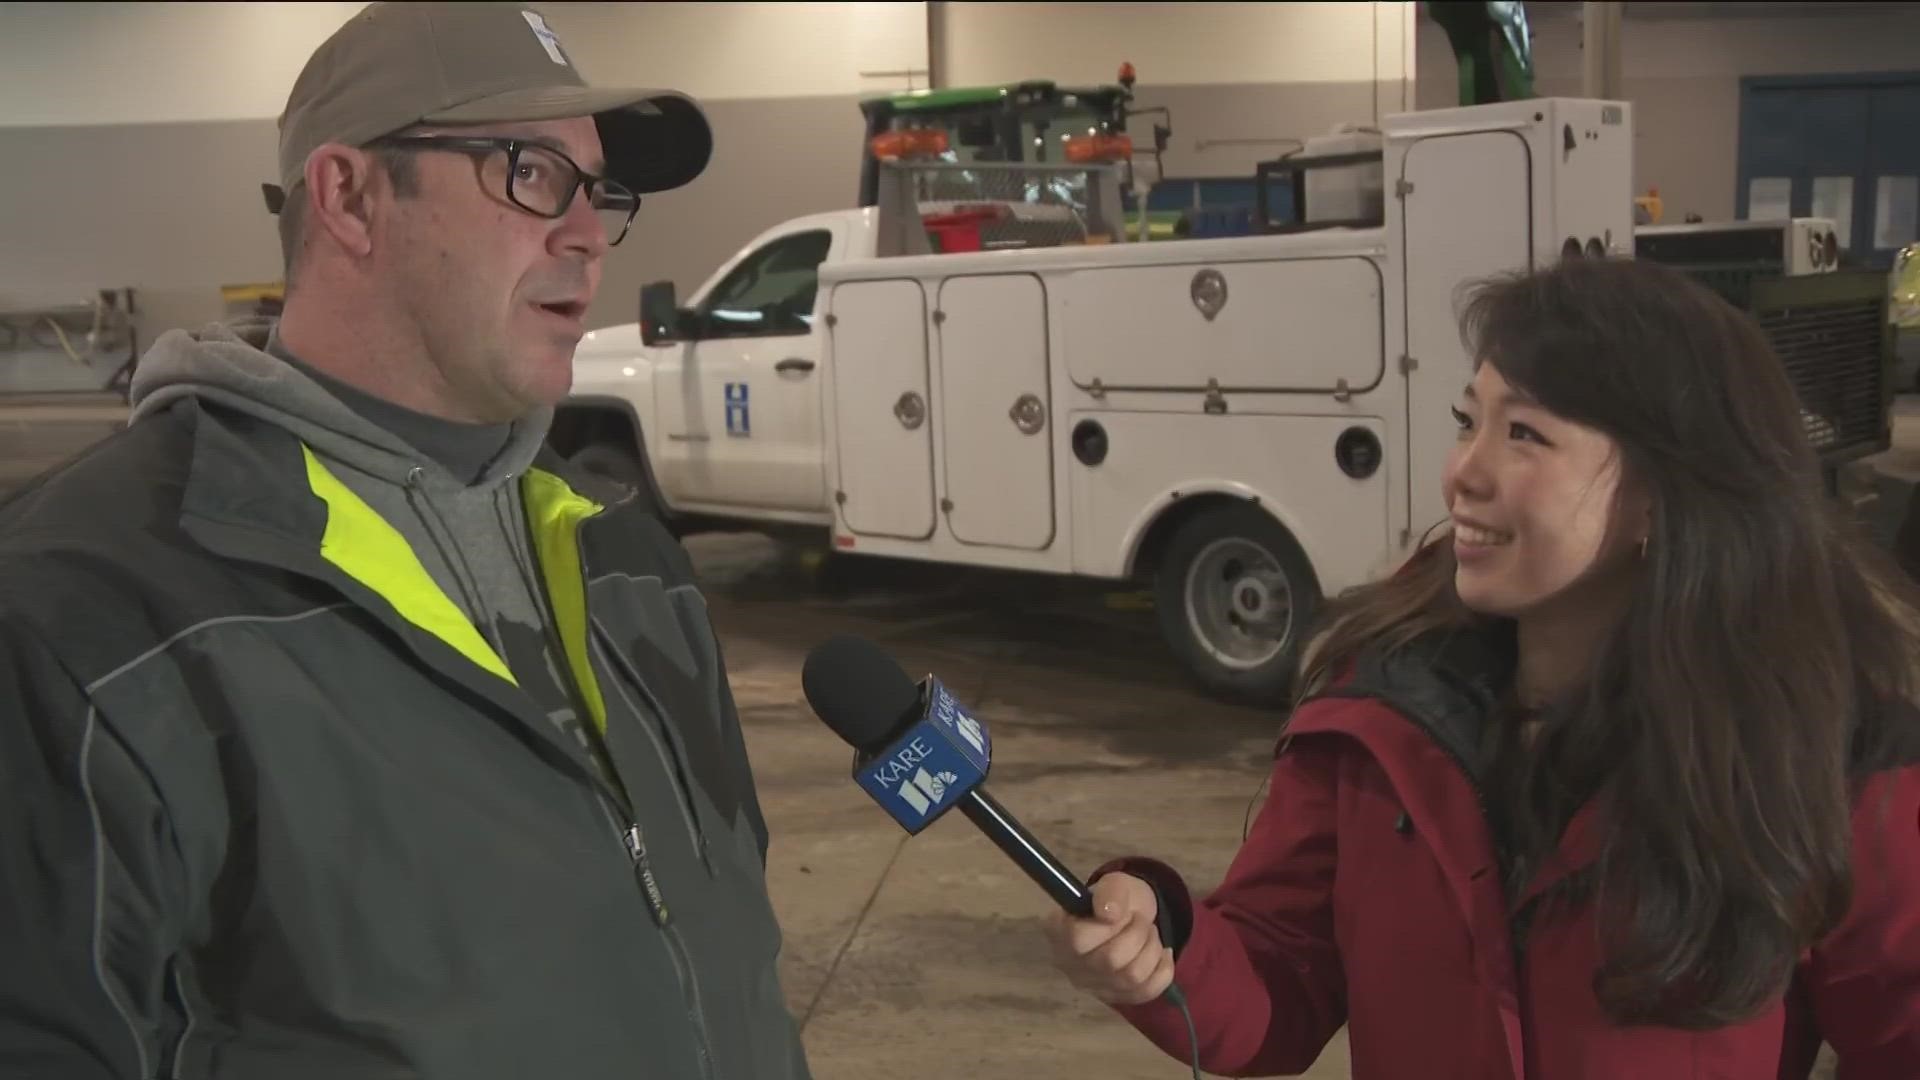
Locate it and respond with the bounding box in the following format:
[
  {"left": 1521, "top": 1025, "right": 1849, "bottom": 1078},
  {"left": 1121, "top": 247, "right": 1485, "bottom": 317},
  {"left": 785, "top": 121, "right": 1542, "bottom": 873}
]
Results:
[
  {"left": 1287, "top": 620, "right": 1604, "bottom": 906},
  {"left": 1342, "top": 622, "right": 1517, "bottom": 785},
  {"left": 169, "top": 399, "right": 630, "bottom": 804}
]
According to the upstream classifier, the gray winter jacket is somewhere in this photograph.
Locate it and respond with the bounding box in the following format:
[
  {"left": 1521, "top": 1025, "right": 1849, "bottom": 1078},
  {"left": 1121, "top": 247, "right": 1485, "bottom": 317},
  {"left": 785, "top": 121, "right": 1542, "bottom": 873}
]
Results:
[{"left": 0, "top": 321, "right": 810, "bottom": 1079}]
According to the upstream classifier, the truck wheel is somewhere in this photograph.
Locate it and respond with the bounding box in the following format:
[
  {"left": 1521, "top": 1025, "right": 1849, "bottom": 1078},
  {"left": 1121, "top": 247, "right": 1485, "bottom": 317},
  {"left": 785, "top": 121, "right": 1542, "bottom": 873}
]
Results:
[
  {"left": 1155, "top": 504, "right": 1321, "bottom": 706},
  {"left": 569, "top": 441, "right": 665, "bottom": 519}
]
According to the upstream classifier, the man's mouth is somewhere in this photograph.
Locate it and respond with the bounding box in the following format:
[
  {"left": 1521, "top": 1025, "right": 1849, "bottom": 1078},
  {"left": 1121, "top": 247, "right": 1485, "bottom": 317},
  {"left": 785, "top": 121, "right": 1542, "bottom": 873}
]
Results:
[{"left": 534, "top": 299, "right": 587, "bottom": 320}]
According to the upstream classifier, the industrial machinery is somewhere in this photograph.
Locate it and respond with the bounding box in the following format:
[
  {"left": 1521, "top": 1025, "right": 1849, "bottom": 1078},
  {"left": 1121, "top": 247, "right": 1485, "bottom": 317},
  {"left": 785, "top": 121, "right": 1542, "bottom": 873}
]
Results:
[
  {"left": 856, "top": 77, "right": 1137, "bottom": 209},
  {"left": 1634, "top": 218, "right": 1894, "bottom": 479},
  {"left": 1636, "top": 217, "right": 1844, "bottom": 278}
]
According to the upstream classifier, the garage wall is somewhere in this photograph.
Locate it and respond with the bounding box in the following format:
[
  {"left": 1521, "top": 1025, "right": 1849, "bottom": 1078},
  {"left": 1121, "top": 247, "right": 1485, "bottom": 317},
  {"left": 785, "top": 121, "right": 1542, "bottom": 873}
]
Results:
[
  {"left": 1414, "top": 2, "right": 1920, "bottom": 225},
  {"left": 0, "top": 1, "right": 928, "bottom": 349},
  {"left": 0, "top": 1, "right": 1419, "bottom": 357},
  {"left": 940, "top": 2, "right": 1417, "bottom": 180}
]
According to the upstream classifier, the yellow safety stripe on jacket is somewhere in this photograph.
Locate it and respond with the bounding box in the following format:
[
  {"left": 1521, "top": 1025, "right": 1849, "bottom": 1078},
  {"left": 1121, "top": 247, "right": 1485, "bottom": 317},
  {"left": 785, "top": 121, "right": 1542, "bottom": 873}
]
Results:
[
  {"left": 301, "top": 449, "right": 611, "bottom": 735},
  {"left": 302, "top": 445, "right": 518, "bottom": 685},
  {"left": 521, "top": 467, "right": 610, "bottom": 736}
]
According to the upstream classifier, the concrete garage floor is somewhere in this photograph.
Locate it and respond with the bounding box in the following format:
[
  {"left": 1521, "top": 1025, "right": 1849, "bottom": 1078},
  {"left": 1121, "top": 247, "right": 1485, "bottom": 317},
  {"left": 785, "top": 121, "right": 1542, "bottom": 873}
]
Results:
[{"left": 687, "top": 398, "right": 1920, "bottom": 1078}]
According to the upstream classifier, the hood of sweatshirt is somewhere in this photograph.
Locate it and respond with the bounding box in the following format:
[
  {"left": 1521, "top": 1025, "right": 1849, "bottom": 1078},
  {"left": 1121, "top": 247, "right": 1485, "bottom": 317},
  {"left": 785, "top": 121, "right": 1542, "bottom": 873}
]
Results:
[{"left": 127, "top": 317, "right": 553, "bottom": 499}]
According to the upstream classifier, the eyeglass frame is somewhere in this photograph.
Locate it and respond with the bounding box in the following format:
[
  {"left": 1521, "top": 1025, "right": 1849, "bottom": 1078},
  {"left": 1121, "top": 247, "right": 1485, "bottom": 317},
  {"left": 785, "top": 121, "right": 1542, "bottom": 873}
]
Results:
[{"left": 364, "top": 134, "right": 642, "bottom": 246}]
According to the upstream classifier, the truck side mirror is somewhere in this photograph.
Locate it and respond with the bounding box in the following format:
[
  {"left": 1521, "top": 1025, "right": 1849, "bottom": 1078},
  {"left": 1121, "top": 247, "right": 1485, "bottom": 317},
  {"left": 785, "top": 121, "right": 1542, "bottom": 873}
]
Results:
[{"left": 640, "top": 280, "right": 683, "bottom": 346}]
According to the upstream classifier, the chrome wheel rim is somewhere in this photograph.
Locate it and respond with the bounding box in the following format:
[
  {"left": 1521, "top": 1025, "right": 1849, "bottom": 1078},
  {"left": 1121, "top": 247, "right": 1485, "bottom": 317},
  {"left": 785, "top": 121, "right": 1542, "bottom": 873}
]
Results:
[{"left": 1183, "top": 537, "right": 1295, "bottom": 671}]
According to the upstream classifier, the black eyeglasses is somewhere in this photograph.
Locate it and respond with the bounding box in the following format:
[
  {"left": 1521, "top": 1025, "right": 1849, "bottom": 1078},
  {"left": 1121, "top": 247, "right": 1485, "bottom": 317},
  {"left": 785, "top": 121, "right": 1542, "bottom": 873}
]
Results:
[{"left": 368, "top": 134, "right": 641, "bottom": 246}]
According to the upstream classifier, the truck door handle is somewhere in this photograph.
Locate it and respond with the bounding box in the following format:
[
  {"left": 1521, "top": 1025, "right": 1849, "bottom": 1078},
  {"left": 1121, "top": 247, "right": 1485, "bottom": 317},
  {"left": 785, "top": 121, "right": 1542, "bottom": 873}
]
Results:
[{"left": 775, "top": 357, "right": 816, "bottom": 374}]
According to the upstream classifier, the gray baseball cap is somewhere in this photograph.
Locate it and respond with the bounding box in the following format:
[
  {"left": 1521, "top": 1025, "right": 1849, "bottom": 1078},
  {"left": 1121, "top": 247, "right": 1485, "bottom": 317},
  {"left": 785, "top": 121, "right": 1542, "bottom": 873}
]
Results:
[{"left": 268, "top": 2, "right": 712, "bottom": 210}]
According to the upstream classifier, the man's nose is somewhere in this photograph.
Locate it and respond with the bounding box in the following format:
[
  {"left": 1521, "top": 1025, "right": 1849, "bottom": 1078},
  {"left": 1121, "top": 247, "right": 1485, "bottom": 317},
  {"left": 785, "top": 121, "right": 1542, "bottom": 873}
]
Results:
[{"left": 552, "top": 189, "right": 610, "bottom": 260}]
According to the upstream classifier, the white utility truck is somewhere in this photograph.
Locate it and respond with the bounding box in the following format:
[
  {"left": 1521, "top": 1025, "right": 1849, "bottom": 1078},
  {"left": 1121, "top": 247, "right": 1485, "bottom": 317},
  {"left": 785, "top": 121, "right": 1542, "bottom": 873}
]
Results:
[{"left": 554, "top": 98, "right": 1634, "bottom": 704}]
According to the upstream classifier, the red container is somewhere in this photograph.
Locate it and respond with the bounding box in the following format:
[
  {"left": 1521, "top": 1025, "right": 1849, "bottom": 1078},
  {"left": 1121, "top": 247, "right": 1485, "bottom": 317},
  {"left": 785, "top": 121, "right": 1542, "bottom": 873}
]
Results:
[{"left": 921, "top": 208, "right": 1002, "bottom": 253}]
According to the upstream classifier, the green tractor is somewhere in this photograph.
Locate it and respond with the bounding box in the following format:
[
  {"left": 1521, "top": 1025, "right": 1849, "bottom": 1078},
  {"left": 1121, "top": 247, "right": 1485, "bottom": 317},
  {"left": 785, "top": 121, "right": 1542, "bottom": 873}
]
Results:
[
  {"left": 856, "top": 74, "right": 1142, "bottom": 208},
  {"left": 856, "top": 66, "right": 1177, "bottom": 247}
]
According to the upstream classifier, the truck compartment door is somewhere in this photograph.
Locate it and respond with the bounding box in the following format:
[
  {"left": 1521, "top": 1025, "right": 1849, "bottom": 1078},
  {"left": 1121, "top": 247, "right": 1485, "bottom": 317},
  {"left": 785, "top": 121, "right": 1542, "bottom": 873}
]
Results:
[
  {"left": 1401, "top": 131, "right": 1532, "bottom": 541},
  {"left": 828, "top": 279, "right": 937, "bottom": 540},
  {"left": 1061, "top": 257, "right": 1384, "bottom": 393},
  {"left": 936, "top": 274, "right": 1055, "bottom": 551}
]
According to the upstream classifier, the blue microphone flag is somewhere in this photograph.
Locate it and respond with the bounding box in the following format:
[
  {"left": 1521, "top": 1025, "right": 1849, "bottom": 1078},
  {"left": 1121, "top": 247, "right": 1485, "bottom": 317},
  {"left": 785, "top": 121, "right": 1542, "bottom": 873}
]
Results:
[{"left": 852, "top": 676, "right": 992, "bottom": 834}]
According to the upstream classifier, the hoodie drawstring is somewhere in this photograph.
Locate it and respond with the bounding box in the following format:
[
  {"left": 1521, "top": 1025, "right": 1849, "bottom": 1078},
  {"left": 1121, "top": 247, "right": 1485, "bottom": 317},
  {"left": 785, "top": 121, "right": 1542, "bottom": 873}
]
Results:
[
  {"left": 403, "top": 469, "right": 509, "bottom": 660},
  {"left": 494, "top": 482, "right": 554, "bottom": 634}
]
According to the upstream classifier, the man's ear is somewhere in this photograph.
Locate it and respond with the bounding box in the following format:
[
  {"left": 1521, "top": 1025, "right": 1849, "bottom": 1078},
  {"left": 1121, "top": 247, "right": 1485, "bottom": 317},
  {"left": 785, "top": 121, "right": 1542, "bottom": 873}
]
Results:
[{"left": 302, "top": 143, "right": 381, "bottom": 259}]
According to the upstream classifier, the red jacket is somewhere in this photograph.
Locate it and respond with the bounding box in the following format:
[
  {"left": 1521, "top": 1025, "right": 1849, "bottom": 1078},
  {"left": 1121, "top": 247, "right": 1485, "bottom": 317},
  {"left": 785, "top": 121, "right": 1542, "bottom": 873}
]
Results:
[{"left": 1105, "top": 637, "right": 1920, "bottom": 1079}]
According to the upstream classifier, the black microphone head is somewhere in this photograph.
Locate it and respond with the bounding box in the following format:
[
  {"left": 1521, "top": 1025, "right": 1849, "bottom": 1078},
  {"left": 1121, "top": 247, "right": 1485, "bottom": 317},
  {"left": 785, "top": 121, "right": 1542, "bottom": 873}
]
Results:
[{"left": 801, "top": 635, "right": 921, "bottom": 753}]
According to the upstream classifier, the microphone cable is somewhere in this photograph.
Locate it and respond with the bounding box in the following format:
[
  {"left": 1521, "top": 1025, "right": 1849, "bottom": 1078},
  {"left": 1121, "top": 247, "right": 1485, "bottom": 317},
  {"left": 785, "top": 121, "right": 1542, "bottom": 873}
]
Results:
[{"left": 1165, "top": 981, "right": 1204, "bottom": 1080}]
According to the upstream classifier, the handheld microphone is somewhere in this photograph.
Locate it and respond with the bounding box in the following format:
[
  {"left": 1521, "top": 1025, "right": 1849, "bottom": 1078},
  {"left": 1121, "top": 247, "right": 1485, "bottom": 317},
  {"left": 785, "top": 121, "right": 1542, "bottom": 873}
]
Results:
[
  {"left": 801, "top": 634, "right": 1201, "bottom": 1077},
  {"left": 800, "top": 634, "right": 1093, "bottom": 918}
]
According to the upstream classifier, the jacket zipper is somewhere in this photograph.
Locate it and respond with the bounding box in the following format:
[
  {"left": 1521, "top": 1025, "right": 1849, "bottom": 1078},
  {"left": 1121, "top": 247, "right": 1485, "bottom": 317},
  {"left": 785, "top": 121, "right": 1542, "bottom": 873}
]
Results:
[
  {"left": 624, "top": 823, "right": 718, "bottom": 1080},
  {"left": 659, "top": 903, "right": 717, "bottom": 1080},
  {"left": 546, "top": 505, "right": 718, "bottom": 1080},
  {"left": 589, "top": 796, "right": 717, "bottom": 1080}
]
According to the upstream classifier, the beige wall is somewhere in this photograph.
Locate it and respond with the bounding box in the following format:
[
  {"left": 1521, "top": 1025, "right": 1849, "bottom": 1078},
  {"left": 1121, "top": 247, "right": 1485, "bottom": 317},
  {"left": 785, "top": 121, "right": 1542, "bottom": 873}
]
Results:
[
  {"left": 0, "top": 2, "right": 931, "bottom": 125},
  {"left": 0, "top": 98, "right": 867, "bottom": 349},
  {"left": 0, "top": 2, "right": 929, "bottom": 367},
  {"left": 9, "top": 0, "right": 1919, "bottom": 378},
  {"left": 939, "top": 2, "right": 1415, "bottom": 92},
  {"left": 0, "top": 1, "right": 1420, "bottom": 360},
  {"left": 1416, "top": 3, "right": 1920, "bottom": 224}
]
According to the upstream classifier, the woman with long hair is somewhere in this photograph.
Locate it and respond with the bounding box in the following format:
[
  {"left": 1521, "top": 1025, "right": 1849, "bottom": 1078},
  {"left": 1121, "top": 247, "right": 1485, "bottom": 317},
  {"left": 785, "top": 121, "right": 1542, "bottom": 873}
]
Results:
[{"left": 1044, "top": 256, "right": 1920, "bottom": 1078}]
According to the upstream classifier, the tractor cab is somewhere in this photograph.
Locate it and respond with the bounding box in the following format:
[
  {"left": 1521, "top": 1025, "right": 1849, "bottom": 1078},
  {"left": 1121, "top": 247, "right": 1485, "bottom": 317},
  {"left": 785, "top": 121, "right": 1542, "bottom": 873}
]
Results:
[{"left": 857, "top": 78, "right": 1135, "bottom": 208}]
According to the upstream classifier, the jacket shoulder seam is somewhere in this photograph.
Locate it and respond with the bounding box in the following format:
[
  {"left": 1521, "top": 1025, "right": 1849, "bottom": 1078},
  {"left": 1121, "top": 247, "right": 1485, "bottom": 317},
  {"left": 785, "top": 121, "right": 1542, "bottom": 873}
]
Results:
[{"left": 85, "top": 603, "right": 353, "bottom": 695}]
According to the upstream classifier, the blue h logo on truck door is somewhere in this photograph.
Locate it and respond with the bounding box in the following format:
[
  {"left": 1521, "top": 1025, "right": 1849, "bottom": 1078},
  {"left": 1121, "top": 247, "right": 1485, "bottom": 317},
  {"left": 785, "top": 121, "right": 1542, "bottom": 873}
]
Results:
[{"left": 724, "top": 382, "right": 750, "bottom": 436}]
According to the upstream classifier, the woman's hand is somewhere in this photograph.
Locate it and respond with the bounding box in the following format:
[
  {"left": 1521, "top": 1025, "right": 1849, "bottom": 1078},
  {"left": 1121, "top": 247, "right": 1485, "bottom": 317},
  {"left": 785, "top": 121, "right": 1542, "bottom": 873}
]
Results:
[{"left": 1043, "top": 872, "right": 1176, "bottom": 1006}]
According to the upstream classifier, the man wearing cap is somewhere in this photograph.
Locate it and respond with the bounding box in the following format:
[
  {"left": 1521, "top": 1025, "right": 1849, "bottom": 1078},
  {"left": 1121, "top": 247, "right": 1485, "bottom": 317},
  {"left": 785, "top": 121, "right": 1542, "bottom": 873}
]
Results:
[{"left": 0, "top": 5, "right": 811, "bottom": 1078}]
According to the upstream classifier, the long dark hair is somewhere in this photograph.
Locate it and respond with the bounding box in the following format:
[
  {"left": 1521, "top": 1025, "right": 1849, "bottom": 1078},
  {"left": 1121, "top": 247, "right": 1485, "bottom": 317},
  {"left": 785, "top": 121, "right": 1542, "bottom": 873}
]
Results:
[{"left": 1296, "top": 256, "right": 1920, "bottom": 1028}]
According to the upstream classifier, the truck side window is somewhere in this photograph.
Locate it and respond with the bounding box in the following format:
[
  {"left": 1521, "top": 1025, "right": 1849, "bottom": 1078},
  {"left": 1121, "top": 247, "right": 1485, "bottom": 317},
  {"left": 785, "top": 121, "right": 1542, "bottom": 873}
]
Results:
[{"left": 700, "top": 230, "right": 835, "bottom": 339}]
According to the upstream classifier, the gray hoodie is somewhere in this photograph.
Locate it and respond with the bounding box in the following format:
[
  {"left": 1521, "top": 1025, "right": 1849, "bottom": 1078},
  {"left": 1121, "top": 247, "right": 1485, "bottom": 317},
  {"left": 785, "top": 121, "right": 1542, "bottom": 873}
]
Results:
[{"left": 129, "top": 318, "right": 616, "bottom": 782}]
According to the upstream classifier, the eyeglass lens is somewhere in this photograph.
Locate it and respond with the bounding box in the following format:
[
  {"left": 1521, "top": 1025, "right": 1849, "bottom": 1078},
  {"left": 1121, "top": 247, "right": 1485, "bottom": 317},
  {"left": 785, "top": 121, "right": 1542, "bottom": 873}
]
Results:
[{"left": 488, "top": 143, "right": 638, "bottom": 244}]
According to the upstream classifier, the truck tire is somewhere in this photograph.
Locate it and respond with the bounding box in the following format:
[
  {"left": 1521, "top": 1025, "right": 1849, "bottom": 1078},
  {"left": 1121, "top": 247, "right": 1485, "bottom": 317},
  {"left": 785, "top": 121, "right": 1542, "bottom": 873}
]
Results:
[
  {"left": 1154, "top": 503, "right": 1321, "bottom": 706},
  {"left": 569, "top": 441, "right": 666, "bottom": 520}
]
